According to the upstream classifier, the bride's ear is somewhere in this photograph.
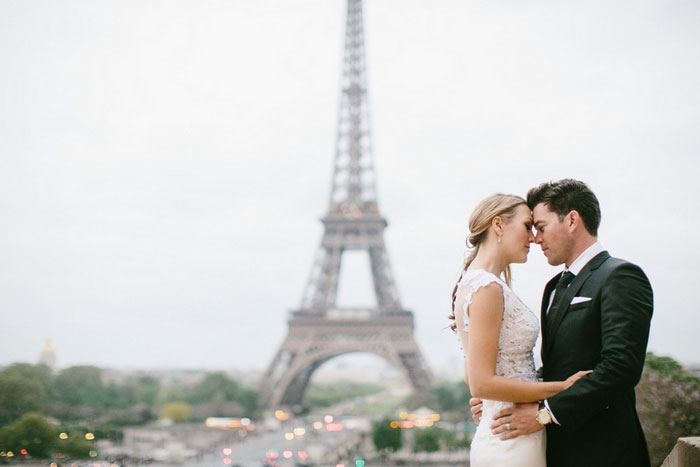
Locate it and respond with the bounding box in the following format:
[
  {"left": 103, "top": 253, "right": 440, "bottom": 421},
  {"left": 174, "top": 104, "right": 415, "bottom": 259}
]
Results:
[{"left": 491, "top": 216, "right": 503, "bottom": 234}]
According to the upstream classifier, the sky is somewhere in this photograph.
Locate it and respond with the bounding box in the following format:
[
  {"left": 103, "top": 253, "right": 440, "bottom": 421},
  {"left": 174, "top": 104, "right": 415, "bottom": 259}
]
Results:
[{"left": 1, "top": 0, "right": 699, "bottom": 376}]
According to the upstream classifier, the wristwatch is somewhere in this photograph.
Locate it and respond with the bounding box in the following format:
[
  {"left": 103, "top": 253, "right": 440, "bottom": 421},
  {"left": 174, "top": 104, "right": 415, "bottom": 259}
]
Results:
[{"left": 535, "top": 401, "right": 552, "bottom": 425}]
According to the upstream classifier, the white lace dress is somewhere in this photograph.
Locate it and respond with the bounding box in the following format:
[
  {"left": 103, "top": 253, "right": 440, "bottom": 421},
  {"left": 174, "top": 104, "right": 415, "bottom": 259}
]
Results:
[{"left": 455, "top": 269, "right": 546, "bottom": 467}]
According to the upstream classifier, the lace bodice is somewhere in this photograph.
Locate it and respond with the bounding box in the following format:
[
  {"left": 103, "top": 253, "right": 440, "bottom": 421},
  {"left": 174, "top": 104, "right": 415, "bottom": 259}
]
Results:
[{"left": 454, "top": 269, "right": 540, "bottom": 438}]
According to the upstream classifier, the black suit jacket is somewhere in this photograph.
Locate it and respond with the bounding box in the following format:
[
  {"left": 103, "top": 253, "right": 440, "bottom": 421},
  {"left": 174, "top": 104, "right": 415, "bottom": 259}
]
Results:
[{"left": 541, "top": 251, "right": 653, "bottom": 467}]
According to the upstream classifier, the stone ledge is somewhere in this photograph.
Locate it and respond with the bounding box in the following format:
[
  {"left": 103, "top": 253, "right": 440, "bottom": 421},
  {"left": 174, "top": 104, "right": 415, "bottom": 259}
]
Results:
[{"left": 661, "top": 437, "right": 700, "bottom": 467}]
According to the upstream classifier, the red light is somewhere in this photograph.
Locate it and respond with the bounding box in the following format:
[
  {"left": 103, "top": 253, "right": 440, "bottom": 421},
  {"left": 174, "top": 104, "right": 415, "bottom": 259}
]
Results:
[
  {"left": 298, "top": 451, "right": 308, "bottom": 460},
  {"left": 20, "top": 449, "right": 27, "bottom": 455},
  {"left": 326, "top": 423, "right": 344, "bottom": 432},
  {"left": 283, "top": 450, "right": 293, "bottom": 459}
]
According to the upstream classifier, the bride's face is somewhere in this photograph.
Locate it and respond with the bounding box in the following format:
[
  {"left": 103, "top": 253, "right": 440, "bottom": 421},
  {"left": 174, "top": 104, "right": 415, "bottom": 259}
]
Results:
[{"left": 501, "top": 204, "right": 535, "bottom": 264}]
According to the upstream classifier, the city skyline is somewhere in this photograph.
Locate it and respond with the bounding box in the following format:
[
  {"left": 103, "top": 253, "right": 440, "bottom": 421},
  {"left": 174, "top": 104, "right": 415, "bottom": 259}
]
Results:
[{"left": 1, "top": 0, "right": 699, "bottom": 373}]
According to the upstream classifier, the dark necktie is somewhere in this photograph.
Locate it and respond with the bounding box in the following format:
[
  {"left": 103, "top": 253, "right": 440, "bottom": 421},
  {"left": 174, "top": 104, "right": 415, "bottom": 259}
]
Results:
[{"left": 547, "top": 271, "right": 575, "bottom": 322}]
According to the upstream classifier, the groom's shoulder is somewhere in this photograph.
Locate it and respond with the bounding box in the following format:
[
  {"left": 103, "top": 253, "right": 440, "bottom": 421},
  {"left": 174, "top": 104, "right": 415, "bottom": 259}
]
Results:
[{"left": 596, "top": 253, "right": 649, "bottom": 281}]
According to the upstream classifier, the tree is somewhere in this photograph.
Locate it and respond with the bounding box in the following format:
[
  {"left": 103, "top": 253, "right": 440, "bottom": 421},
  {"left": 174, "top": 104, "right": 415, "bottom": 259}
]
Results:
[
  {"left": 403, "top": 380, "right": 471, "bottom": 413},
  {"left": 187, "top": 372, "right": 240, "bottom": 403},
  {"left": 56, "top": 433, "right": 93, "bottom": 459},
  {"left": 1, "top": 363, "right": 53, "bottom": 400},
  {"left": 636, "top": 352, "right": 700, "bottom": 466},
  {"left": 185, "top": 372, "right": 258, "bottom": 417},
  {"left": 163, "top": 386, "right": 187, "bottom": 404},
  {"left": 53, "top": 366, "right": 106, "bottom": 408},
  {"left": 133, "top": 375, "right": 160, "bottom": 406},
  {"left": 372, "top": 418, "right": 402, "bottom": 453},
  {"left": 0, "top": 372, "right": 44, "bottom": 425},
  {"left": 413, "top": 427, "right": 440, "bottom": 453},
  {"left": 161, "top": 402, "right": 192, "bottom": 422},
  {"left": 0, "top": 413, "right": 57, "bottom": 459}
]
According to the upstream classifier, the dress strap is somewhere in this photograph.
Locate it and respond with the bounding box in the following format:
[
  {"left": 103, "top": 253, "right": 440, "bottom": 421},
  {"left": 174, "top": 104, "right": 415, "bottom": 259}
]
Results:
[{"left": 457, "top": 269, "right": 505, "bottom": 332}]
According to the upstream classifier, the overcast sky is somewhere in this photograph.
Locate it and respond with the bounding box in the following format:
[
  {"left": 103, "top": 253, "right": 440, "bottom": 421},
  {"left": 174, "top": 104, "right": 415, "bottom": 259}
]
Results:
[{"left": 1, "top": 0, "right": 699, "bottom": 376}]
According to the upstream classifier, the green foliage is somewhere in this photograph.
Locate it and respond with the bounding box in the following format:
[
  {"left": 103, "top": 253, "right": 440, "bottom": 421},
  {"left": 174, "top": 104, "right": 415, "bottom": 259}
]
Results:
[
  {"left": 372, "top": 418, "right": 402, "bottom": 452},
  {"left": 50, "top": 367, "right": 163, "bottom": 414},
  {"left": 0, "top": 361, "right": 258, "bottom": 440},
  {"left": 645, "top": 352, "right": 700, "bottom": 387},
  {"left": 413, "top": 426, "right": 469, "bottom": 452},
  {"left": 304, "top": 382, "right": 384, "bottom": 410},
  {"left": 161, "top": 402, "right": 192, "bottom": 422},
  {"left": 403, "top": 380, "right": 471, "bottom": 413},
  {"left": 438, "top": 427, "right": 469, "bottom": 451},
  {"left": 637, "top": 352, "right": 700, "bottom": 466},
  {"left": 53, "top": 366, "right": 106, "bottom": 408},
  {"left": 187, "top": 372, "right": 238, "bottom": 403},
  {"left": 56, "top": 433, "right": 94, "bottom": 459},
  {"left": 0, "top": 373, "right": 44, "bottom": 425},
  {"left": 413, "top": 427, "right": 440, "bottom": 453},
  {"left": 1, "top": 363, "right": 53, "bottom": 399},
  {"left": 0, "top": 413, "right": 57, "bottom": 459},
  {"left": 181, "top": 372, "right": 258, "bottom": 417},
  {"left": 236, "top": 388, "right": 259, "bottom": 416},
  {"left": 133, "top": 376, "right": 160, "bottom": 406},
  {"left": 163, "top": 386, "right": 187, "bottom": 403}
]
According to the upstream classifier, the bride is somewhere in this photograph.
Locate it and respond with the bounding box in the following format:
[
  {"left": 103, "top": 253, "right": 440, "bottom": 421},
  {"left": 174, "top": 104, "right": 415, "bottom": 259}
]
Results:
[{"left": 449, "top": 194, "right": 590, "bottom": 467}]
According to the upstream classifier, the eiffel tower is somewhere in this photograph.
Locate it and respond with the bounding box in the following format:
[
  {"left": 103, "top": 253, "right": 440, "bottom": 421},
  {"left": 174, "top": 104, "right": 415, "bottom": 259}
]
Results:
[{"left": 259, "top": 0, "right": 435, "bottom": 410}]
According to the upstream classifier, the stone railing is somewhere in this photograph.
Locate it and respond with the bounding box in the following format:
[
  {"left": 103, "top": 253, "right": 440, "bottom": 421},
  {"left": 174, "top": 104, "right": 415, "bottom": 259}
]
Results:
[{"left": 661, "top": 437, "right": 700, "bottom": 467}]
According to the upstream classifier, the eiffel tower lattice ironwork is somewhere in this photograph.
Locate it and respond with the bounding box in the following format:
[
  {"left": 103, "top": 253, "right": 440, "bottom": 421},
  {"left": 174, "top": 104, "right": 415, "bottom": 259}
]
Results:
[{"left": 259, "top": 0, "right": 435, "bottom": 410}]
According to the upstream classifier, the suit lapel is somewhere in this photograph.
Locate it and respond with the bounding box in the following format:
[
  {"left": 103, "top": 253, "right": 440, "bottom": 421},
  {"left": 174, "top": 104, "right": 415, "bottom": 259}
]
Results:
[{"left": 542, "top": 251, "right": 611, "bottom": 360}]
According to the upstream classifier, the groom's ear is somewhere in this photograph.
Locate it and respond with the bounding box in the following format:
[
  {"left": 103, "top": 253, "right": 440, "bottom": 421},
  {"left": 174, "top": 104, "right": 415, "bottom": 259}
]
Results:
[{"left": 566, "top": 210, "right": 582, "bottom": 232}]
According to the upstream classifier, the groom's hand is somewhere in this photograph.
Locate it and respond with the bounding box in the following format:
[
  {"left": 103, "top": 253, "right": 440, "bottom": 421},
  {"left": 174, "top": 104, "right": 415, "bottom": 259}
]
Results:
[
  {"left": 490, "top": 402, "right": 541, "bottom": 440},
  {"left": 469, "top": 397, "right": 483, "bottom": 424}
]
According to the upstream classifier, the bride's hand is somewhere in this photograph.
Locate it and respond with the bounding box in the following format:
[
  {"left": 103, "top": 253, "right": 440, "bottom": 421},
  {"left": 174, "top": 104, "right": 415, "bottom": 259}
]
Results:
[{"left": 562, "top": 370, "right": 593, "bottom": 390}]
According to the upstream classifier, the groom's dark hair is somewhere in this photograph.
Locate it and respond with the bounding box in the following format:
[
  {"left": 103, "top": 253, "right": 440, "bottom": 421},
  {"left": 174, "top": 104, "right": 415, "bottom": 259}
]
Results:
[{"left": 527, "top": 179, "right": 601, "bottom": 236}]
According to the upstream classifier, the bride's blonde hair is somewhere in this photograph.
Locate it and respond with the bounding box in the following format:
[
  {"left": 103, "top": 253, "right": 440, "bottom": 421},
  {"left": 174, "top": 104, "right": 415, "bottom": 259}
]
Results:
[{"left": 448, "top": 193, "right": 527, "bottom": 332}]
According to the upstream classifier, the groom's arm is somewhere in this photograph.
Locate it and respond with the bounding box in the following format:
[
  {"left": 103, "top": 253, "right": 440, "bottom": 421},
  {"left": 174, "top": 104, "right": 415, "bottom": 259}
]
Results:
[{"left": 546, "top": 262, "right": 653, "bottom": 433}]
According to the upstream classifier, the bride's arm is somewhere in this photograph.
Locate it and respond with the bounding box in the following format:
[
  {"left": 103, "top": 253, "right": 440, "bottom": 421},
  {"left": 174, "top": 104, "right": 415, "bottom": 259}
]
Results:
[{"left": 465, "top": 283, "right": 580, "bottom": 403}]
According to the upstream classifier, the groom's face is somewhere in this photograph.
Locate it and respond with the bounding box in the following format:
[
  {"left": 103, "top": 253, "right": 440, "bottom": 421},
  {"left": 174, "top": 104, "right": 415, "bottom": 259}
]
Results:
[{"left": 532, "top": 203, "right": 573, "bottom": 266}]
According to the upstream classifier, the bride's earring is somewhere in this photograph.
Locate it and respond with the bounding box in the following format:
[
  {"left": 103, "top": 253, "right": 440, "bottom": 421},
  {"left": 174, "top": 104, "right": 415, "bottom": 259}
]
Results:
[{"left": 498, "top": 231, "right": 503, "bottom": 244}]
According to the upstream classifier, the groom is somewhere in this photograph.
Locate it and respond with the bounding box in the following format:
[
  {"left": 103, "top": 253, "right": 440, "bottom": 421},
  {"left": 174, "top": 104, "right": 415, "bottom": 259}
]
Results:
[{"left": 471, "top": 179, "right": 653, "bottom": 467}]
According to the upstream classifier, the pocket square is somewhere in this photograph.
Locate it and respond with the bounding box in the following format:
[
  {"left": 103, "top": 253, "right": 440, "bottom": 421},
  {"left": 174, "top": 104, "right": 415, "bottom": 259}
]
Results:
[{"left": 571, "top": 296, "right": 592, "bottom": 305}]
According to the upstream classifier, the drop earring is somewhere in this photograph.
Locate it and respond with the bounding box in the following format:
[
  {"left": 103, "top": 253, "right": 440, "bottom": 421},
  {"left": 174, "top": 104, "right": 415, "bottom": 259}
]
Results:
[{"left": 498, "top": 231, "right": 503, "bottom": 243}]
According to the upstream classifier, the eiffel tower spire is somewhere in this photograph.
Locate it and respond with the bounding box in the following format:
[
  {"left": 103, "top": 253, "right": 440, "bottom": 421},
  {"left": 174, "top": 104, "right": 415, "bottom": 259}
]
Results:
[
  {"left": 259, "top": 0, "right": 434, "bottom": 410},
  {"left": 329, "top": 0, "right": 376, "bottom": 209},
  {"left": 298, "top": 0, "right": 401, "bottom": 316}
]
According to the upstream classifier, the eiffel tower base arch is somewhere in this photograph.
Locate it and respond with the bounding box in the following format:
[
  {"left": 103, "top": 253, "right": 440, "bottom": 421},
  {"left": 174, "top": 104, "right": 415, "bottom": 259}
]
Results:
[{"left": 259, "top": 313, "right": 435, "bottom": 410}]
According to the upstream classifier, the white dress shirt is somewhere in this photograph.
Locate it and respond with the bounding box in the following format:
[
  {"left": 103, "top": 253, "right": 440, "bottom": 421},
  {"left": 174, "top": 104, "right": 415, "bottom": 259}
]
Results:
[
  {"left": 546, "top": 241, "right": 605, "bottom": 314},
  {"left": 545, "top": 241, "right": 604, "bottom": 424}
]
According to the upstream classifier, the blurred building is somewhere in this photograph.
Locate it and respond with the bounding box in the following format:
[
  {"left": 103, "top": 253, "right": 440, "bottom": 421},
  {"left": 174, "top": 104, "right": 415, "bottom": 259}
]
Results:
[{"left": 38, "top": 337, "right": 56, "bottom": 371}]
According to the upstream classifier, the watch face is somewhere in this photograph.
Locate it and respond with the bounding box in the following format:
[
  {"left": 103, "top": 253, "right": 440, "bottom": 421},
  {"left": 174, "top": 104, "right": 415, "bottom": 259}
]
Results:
[{"left": 536, "top": 409, "right": 551, "bottom": 424}]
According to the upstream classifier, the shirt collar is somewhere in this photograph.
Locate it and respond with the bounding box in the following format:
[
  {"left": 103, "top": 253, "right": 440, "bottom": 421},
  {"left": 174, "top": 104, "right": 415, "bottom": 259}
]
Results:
[{"left": 566, "top": 241, "right": 604, "bottom": 276}]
